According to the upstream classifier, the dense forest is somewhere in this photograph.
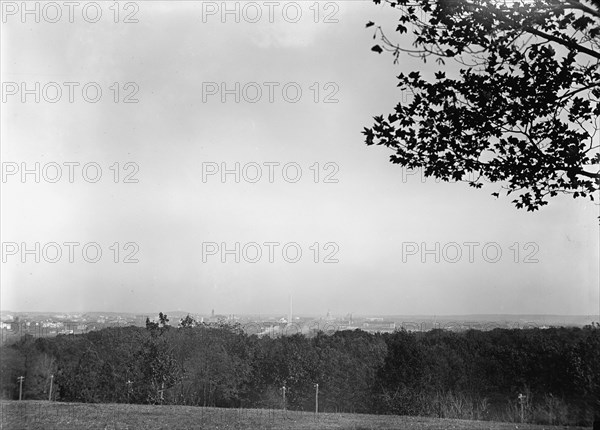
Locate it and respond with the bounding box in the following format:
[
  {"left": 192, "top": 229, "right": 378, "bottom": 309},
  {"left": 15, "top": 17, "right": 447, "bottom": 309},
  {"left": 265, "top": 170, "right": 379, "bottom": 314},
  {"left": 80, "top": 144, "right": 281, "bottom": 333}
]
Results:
[{"left": 1, "top": 316, "right": 598, "bottom": 426}]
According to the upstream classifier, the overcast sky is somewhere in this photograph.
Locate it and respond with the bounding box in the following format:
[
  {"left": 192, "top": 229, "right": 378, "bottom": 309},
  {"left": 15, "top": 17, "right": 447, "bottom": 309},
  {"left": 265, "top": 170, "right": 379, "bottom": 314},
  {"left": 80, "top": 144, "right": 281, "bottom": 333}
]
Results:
[{"left": 1, "top": 1, "right": 598, "bottom": 317}]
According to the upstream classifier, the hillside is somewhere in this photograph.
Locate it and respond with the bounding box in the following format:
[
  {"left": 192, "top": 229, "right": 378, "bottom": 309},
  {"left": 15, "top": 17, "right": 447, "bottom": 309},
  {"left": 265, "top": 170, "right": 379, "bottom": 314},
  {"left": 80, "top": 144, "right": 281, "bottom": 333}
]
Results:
[{"left": 0, "top": 400, "right": 592, "bottom": 430}]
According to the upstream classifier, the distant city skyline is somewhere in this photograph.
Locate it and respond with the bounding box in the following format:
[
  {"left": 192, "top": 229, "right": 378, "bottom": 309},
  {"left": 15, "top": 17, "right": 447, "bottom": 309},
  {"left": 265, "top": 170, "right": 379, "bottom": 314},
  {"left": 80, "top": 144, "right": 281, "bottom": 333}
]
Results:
[{"left": 1, "top": 309, "right": 598, "bottom": 320}]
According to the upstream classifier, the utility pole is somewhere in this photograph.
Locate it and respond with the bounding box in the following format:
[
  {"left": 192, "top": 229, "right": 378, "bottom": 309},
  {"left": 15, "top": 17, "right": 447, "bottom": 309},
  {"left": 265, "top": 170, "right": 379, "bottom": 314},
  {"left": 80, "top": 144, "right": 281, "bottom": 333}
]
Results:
[
  {"left": 282, "top": 386, "right": 286, "bottom": 411},
  {"left": 126, "top": 380, "right": 133, "bottom": 404},
  {"left": 314, "top": 383, "right": 319, "bottom": 416},
  {"left": 48, "top": 375, "right": 54, "bottom": 401},
  {"left": 159, "top": 381, "right": 165, "bottom": 404},
  {"left": 518, "top": 393, "right": 526, "bottom": 423},
  {"left": 17, "top": 376, "right": 24, "bottom": 400}
]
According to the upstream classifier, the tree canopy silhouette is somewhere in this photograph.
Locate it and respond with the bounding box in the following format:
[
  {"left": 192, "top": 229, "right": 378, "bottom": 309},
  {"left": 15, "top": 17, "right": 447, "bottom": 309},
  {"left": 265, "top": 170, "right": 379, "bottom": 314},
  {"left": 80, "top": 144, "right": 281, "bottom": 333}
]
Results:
[{"left": 363, "top": 0, "right": 599, "bottom": 211}]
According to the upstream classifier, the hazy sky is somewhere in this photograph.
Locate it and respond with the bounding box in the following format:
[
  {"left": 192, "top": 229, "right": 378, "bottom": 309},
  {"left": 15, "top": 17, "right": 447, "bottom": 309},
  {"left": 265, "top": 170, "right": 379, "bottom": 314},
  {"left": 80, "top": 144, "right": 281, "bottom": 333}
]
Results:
[{"left": 1, "top": 1, "right": 598, "bottom": 317}]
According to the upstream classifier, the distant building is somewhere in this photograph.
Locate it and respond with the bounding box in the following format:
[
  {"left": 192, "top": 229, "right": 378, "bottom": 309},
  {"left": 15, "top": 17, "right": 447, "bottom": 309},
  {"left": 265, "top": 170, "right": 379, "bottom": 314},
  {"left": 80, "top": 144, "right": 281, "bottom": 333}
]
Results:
[
  {"left": 362, "top": 321, "right": 396, "bottom": 333},
  {"left": 42, "top": 322, "right": 63, "bottom": 328},
  {"left": 208, "top": 309, "right": 227, "bottom": 323}
]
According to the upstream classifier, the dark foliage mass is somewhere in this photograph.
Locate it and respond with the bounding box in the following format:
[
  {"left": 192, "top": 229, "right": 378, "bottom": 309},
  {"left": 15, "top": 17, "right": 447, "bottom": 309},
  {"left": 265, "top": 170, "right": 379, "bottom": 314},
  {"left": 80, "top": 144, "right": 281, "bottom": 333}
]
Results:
[
  {"left": 1, "top": 317, "right": 599, "bottom": 426},
  {"left": 364, "top": 0, "right": 599, "bottom": 211}
]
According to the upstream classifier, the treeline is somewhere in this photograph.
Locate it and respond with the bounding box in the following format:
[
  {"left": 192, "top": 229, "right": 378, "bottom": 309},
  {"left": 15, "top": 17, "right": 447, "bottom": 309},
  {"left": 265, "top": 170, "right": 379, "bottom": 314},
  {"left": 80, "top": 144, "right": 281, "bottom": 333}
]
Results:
[{"left": 1, "top": 315, "right": 598, "bottom": 426}]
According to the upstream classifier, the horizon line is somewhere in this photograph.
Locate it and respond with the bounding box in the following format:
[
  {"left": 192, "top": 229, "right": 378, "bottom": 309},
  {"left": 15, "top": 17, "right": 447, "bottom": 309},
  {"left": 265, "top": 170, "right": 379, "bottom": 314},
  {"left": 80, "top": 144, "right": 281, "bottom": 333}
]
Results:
[{"left": 1, "top": 310, "right": 598, "bottom": 318}]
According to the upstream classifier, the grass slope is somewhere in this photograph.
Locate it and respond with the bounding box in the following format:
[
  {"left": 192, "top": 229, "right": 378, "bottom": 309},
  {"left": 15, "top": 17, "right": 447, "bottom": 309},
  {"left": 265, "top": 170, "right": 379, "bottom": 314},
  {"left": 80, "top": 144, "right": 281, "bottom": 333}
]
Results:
[{"left": 0, "top": 400, "right": 591, "bottom": 430}]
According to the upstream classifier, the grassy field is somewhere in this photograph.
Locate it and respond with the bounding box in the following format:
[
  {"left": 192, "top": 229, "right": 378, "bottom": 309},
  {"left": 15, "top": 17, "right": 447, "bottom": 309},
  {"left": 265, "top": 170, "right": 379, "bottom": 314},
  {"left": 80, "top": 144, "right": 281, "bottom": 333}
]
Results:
[{"left": 0, "top": 400, "right": 592, "bottom": 430}]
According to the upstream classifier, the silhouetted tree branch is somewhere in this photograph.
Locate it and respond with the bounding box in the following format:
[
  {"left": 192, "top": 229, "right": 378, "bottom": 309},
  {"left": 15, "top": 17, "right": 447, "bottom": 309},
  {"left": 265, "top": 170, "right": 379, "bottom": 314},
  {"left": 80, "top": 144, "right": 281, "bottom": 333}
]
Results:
[{"left": 364, "top": 0, "right": 599, "bottom": 211}]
